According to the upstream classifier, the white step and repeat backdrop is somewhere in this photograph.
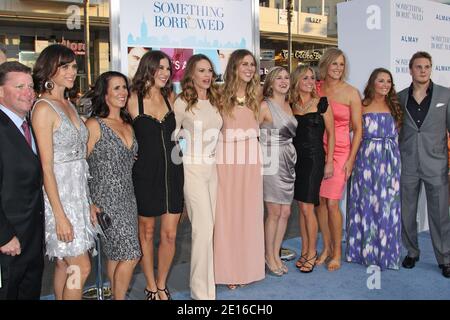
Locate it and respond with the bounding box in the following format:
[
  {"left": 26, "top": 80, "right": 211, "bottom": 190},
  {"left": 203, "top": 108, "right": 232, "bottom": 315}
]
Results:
[{"left": 338, "top": 0, "right": 450, "bottom": 231}]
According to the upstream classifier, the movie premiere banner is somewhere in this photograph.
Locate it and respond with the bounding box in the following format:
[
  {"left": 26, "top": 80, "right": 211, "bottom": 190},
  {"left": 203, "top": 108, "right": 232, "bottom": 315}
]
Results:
[
  {"left": 110, "top": 0, "right": 259, "bottom": 90},
  {"left": 338, "top": 0, "right": 450, "bottom": 231}
]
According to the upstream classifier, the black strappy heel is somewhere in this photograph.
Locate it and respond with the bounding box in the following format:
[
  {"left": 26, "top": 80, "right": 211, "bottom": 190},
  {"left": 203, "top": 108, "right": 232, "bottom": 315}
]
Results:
[
  {"left": 299, "top": 252, "right": 318, "bottom": 273},
  {"left": 144, "top": 288, "right": 158, "bottom": 300},
  {"left": 157, "top": 287, "right": 172, "bottom": 300}
]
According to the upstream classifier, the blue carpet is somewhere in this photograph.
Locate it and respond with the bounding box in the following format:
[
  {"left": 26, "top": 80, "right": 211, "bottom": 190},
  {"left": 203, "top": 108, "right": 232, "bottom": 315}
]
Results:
[
  {"left": 172, "top": 232, "right": 450, "bottom": 300},
  {"left": 41, "top": 232, "right": 450, "bottom": 300}
]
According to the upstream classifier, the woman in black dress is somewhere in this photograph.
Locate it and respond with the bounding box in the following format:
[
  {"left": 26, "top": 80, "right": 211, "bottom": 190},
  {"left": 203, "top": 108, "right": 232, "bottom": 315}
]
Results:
[
  {"left": 291, "top": 66, "right": 335, "bottom": 273},
  {"left": 127, "top": 50, "right": 183, "bottom": 300}
]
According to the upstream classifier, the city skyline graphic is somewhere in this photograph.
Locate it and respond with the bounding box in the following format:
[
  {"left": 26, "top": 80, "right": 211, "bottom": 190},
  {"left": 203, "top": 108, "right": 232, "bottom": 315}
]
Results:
[{"left": 127, "top": 16, "right": 247, "bottom": 49}]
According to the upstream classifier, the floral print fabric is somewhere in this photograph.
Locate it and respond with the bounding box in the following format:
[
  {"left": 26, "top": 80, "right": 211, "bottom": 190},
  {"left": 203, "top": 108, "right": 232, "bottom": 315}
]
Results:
[{"left": 346, "top": 113, "right": 401, "bottom": 270}]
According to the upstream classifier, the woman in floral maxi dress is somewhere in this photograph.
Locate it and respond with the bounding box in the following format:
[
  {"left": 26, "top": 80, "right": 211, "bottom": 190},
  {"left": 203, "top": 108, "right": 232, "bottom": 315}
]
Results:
[{"left": 346, "top": 68, "right": 403, "bottom": 270}]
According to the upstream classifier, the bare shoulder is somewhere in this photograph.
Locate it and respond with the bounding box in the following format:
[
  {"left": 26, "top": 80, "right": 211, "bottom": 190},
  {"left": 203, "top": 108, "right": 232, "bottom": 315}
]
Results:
[
  {"left": 340, "top": 83, "right": 361, "bottom": 104},
  {"left": 127, "top": 93, "right": 139, "bottom": 116},
  {"left": 85, "top": 117, "right": 100, "bottom": 131},
  {"left": 341, "top": 82, "right": 357, "bottom": 95},
  {"left": 260, "top": 99, "right": 269, "bottom": 112},
  {"left": 32, "top": 100, "right": 58, "bottom": 120}
]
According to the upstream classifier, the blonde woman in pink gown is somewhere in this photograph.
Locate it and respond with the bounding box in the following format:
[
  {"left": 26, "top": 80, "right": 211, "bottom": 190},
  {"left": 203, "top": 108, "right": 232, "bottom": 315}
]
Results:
[
  {"left": 315, "top": 48, "right": 363, "bottom": 271},
  {"left": 214, "top": 49, "right": 264, "bottom": 289}
]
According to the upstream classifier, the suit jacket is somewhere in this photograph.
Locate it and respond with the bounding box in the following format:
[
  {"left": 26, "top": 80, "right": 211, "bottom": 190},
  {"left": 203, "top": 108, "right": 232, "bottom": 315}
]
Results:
[
  {"left": 398, "top": 83, "right": 450, "bottom": 177},
  {"left": 0, "top": 109, "right": 44, "bottom": 265}
]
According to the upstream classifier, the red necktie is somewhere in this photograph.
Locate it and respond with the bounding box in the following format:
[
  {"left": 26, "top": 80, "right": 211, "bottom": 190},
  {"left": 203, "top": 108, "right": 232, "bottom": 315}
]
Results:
[{"left": 21, "top": 120, "right": 32, "bottom": 148}]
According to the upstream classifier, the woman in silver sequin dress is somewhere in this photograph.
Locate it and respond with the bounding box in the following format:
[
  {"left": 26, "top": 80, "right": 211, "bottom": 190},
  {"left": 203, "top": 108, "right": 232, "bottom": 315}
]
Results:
[
  {"left": 86, "top": 71, "right": 142, "bottom": 300},
  {"left": 32, "top": 44, "right": 96, "bottom": 300}
]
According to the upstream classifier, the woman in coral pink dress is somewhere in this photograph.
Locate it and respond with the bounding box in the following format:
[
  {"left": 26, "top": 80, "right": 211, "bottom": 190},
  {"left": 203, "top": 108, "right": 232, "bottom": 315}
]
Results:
[{"left": 315, "top": 48, "right": 363, "bottom": 271}]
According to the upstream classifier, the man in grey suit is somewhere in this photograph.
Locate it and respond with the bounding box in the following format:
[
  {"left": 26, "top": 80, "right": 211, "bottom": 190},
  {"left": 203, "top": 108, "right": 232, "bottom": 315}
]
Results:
[{"left": 398, "top": 51, "right": 450, "bottom": 278}]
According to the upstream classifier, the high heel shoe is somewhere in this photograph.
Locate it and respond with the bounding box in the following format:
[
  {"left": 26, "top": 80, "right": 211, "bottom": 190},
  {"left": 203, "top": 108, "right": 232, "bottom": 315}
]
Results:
[
  {"left": 144, "top": 288, "right": 159, "bottom": 300},
  {"left": 299, "top": 252, "right": 318, "bottom": 274},
  {"left": 265, "top": 262, "right": 283, "bottom": 277},
  {"left": 157, "top": 286, "right": 172, "bottom": 300},
  {"left": 295, "top": 252, "right": 308, "bottom": 269}
]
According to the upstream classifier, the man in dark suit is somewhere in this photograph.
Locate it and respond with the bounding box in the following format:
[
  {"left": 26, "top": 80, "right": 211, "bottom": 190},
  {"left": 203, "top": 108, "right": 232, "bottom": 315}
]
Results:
[
  {"left": 0, "top": 61, "right": 44, "bottom": 299},
  {"left": 398, "top": 51, "right": 450, "bottom": 278}
]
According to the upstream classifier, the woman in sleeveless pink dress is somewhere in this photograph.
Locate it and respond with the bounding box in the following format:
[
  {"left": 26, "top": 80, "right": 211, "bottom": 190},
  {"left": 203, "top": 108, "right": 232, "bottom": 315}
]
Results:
[
  {"left": 214, "top": 49, "right": 265, "bottom": 289},
  {"left": 315, "top": 48, "right": 363, "bottom": 271}
]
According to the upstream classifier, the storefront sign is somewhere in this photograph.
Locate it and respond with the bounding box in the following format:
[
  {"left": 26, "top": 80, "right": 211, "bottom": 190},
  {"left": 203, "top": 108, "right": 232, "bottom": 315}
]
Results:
[
  {"left": 281, "top": 49, "right": 323, "bottom": 61},
  {"left": 60, "top": 39, "right": 86, "bottom": 55},
  {"left": 298, "top": 13, "right": 327, "bottom": 37}
]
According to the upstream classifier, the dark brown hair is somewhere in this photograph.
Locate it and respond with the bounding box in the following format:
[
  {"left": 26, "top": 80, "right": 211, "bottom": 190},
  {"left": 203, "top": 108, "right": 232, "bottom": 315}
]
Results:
[
  {"left": 33, "top": 44, "right": 76, "bottom": 94},
  {"left": 362, "top": 68, "right": 403, "bottom": 128},
  {"left": 131, "top": 50, "right": 173, "bottom": 98},
  {"left": 90, "top": 71, "right": 132, "bottom": 124}
]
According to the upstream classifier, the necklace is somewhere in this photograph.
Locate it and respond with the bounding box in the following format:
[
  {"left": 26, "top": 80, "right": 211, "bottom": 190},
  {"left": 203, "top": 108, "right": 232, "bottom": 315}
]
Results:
[
  {"left": 236, "top": 96, "right": 246, "bottom": 107},
  {"left": 295, "top": 98, "right": 316, "bottom": 114}
]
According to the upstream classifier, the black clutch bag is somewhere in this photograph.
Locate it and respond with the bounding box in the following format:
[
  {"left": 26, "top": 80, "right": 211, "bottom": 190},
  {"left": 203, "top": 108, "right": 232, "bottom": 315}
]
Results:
[{"left": 97, "top": 211, "right": 112, "bottom": 236}]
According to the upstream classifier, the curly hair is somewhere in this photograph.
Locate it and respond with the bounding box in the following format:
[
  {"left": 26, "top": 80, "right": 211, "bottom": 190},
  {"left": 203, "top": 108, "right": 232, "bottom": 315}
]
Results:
[
  {"left": 289, "top": 65, "right": 319, "bottom": 105},
  {"left": 178, "top": 54, "right": 220, "bottom": 113},
  {"left": 218, "top": 49, "right": 260, "bottom": 119},
  {"left": 262, "top": 66, "right": 289, "bottom": 100},
  {"left": 89, "top": 71, "right": 132, "bottom": 124},
  {"left": 362, "top": 68, "right": 403, "bottom": 128},
  {"left": 33, "top": 44, "right": 76, "bottom": 95},
  {"left": 131, "top": 50, "right": 173, "bottom": 98}
]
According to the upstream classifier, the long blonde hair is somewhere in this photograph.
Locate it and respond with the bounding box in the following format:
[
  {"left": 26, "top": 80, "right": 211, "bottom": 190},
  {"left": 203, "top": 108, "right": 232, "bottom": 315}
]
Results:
[
  {"left": 290, "top": 65, "right": 319, "bottom": 105},
  {"left": 218, "top": 49, "right": 260, "bottom": 119}
]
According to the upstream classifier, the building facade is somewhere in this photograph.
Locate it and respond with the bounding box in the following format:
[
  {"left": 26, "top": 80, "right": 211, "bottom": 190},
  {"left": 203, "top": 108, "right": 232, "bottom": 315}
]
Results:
[
  {"left": 259, "top": 0, "right": 345, "bottom": 77},
  {"left": 0, "top": 0, "right": 109, "bottom": 93}
]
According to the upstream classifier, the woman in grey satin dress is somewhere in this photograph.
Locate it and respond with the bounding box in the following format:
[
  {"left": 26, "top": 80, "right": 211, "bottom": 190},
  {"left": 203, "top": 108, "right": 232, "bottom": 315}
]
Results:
[{"left": 259, "top": 66, "right": 297, "bottom": 276}]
